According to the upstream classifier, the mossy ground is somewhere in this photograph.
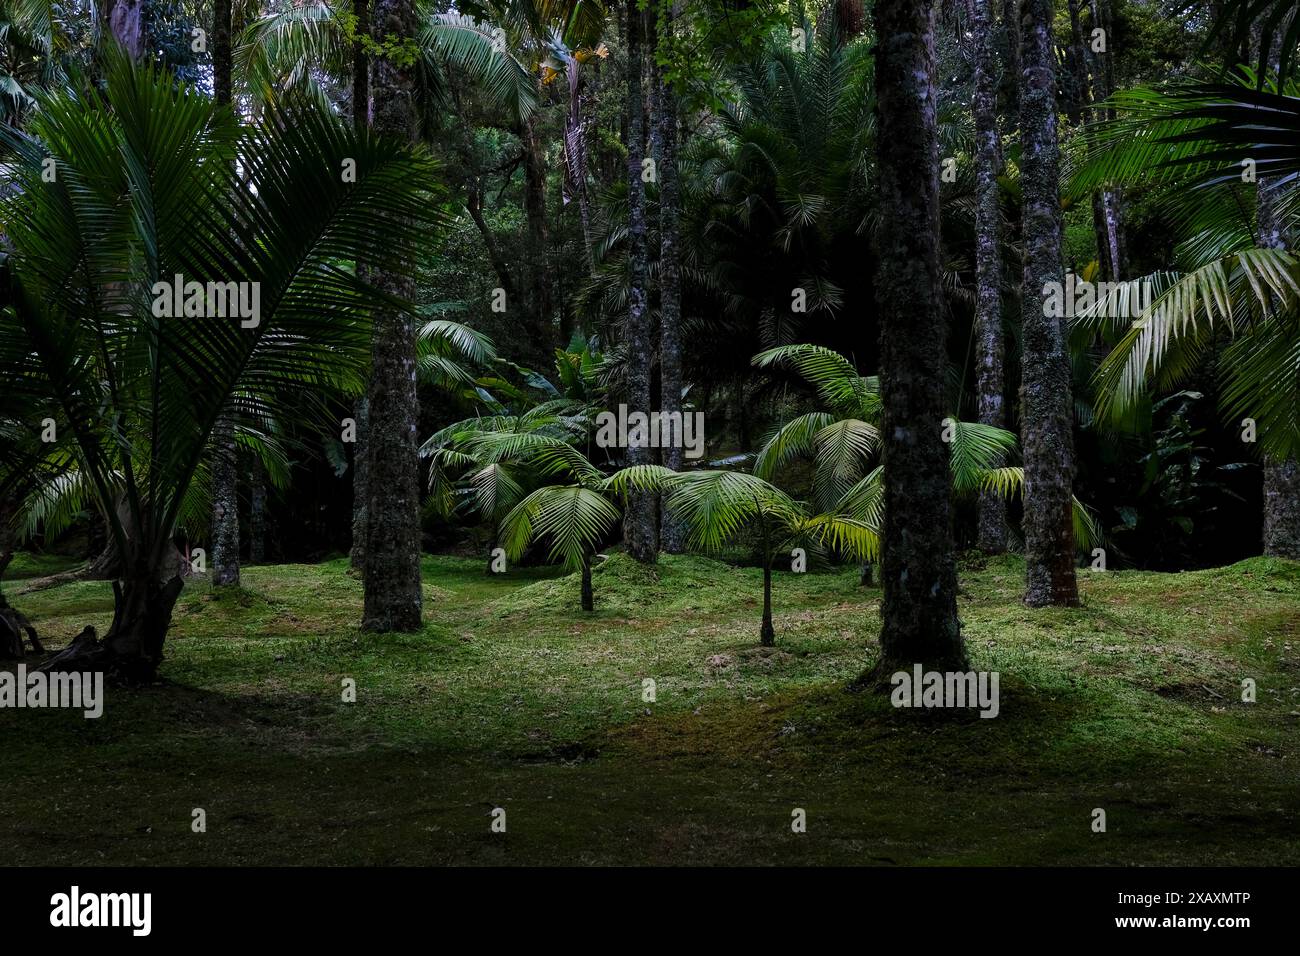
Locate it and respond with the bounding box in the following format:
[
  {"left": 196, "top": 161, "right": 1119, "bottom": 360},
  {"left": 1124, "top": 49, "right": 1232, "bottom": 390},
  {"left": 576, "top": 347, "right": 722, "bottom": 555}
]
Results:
[{"left": 2, "top": 552, "right": 1297, "bottom": 865}]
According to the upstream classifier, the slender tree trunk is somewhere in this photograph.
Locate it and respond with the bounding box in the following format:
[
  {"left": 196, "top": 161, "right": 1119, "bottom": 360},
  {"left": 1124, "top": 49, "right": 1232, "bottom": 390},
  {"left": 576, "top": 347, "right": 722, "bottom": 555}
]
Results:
[
  {"left": 1001, "top": 0, "right": 1022, "bottom": 128},
  {"left": 213, "top": 0, "right": 232, "bottom": 105},
  {"left": 521, "top": 114, "right": 555, "bottom": 358},
  {"left": 870, "top": 0, "right": 965, "bottom": 674},
  {"left": 581, "top": 553, "right": 594, "bottom": 612},
  {"left": 350, "top": 396, "right": 369, "bottom": 570},
  {"left": 563, "top": 61, "right": 596, "bottom": 271},
  {"left": 1086, "top": 0, "right": 1125, "bottom": 279},
  {"left": 1019, "top": 0, "right": 1081, "bottom": 607},
  {"left": 1067, "top": 0, "right": 1118, "bottom": 280},
  {"left": 1064, "top": 0, "right": 1088, "bottom": 125},
  {"left": 349, "top": 5, "right": 370, "bottom": 573},
  {"left": 654, "top": 8, "right": 686, "bottom": 553},
  {"left": 761, "top": 560, "right": 774, "bottom": 646},
  {"left": 622, "top": 0, "right": 658, "bottom": 563},
  {"left": 249, "top": 454, "right": 266, "bottom": 564},
  {"left": 208, "top": 13, "right": 239, "bottom": 588},
  {"left": 1254, "top": 162, "right": 1300, "bottom": 557},
  {"left": 362, "top": 0, "right": 424, "bottom": 631},
  {"left": 209, "top": 418, "right": 240, "bottom": 587},
  {"left": 1263, "top": 458, "right": 1300, "bottom": 558},
  {"left": 451, "top": 82, "right": 521, "bottom": 308},
  {"left": 974, "top": 0, "right": 1009, "bottom": 554}
]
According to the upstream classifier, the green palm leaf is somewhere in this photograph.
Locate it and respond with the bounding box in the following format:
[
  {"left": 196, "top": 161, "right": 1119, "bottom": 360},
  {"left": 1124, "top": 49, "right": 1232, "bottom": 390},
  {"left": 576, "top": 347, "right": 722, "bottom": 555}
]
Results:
[{"left": 499, "top": 484, "right": 620, "bottom": 571}]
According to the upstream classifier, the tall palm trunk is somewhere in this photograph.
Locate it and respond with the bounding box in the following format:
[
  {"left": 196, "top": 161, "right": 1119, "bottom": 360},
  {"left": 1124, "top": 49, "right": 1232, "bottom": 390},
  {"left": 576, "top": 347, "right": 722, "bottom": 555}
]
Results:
[
  {"left": 870, "top": 0, "right": 964, "bottom": 674},
  {"left": 1019, "top": 0, "right": 1081, "bottom": 607},
  {"left": 521, "top": 110, "right": 555, "bottom": 359},
  {"left": 581, "top": 553, "right": 594, "bottom": 612},
  {"left": 209, "top": 1, "right": 239, "bottom": 587},
  {"left": 564, "top": 63, "right": 596, "bottom": 271},
  {"left": 1255, "top": 169, "right": 1300, "bottom": 558},
  {"left": 761, "top": 561, "right": 774, "bottom": 647},
  {"left": 1001, "top": 0, "right": 1021, "bottom": 127},
  {"left": 349, "top": 0, "right": 370, "bottom": 572},
  {"left": 1086, "top": 0, "right": 1125, "bottom": 279},
  {"left": 213, "top": 0, "right": 232, "bottom": 104},
  {"left": 362, "top": 0, "right": 424, "bottom": 631},
  {"left": 210, "top": 419, "right": 240, "bottom": 586},
  {"left": 622, "top": 0, "right": 658, "bottom": 563},
  {"left": 1263, "top": 459, "right": 1300, "bottom": 557},
  {"left": 1064, "top": 0, "right": 1089, "bottom": 125},
  {"left": 974, "top": 0, "right": 1008, "bottom": 554},
  {"left": 350, "top": 396, "right": 370, "bottom": 570},
  {"left": 249, "top": 454, "right": 266, "bottom": 564},
  {"left": 653, "top": 7, "right": 685, "bottom": 553},
  {"left": 1066, "top": 0, "right": 1116, "bottom": 280}
]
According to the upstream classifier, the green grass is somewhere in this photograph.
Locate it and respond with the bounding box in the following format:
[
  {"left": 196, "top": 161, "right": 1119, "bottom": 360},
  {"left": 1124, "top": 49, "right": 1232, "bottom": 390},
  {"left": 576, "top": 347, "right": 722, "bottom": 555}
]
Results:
[
  {"left": 3, "top": 552, "right": 1298, "bottom": 865},
  {"left": 4, "top": 550, "right": 83, "bottom": 580}
]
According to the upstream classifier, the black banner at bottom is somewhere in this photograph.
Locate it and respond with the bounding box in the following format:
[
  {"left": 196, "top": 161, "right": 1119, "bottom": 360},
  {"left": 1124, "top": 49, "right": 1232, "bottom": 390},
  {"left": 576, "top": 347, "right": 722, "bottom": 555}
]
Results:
[{"left": 0, "top": 866, "right": 1281, "bottom": 940}]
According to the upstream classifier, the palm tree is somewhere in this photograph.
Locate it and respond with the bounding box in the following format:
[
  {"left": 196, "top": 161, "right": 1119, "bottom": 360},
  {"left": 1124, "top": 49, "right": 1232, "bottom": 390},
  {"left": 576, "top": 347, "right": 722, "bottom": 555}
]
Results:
[
  {"left": 651, "top": 469, "right": 877, "bottom": 646},
  {"left": 422, "top": 398, "right": 588, "bottom": 568},
  {"left": 0, "top": 0, "right": 67, "bottom": 126},
  {"left": 492, "top": 442, "right": 876, "bottom": 642},
  {"left": 1068, "top": 75, "right": 1300, "bottom": 557},
  {"left": 238, "top": 0, "right": 607, "bottom": 359},
  {"left": 753, "top": 344, "right": 1102, "bottom": 553},
  {"left": 1018, "top": 0, "right": 1081, "bottom": 607},
  {"left": 674, "top": 17, "right": 876, "bottom": 349},
  {"left": 578, "top": 16, "right": 902, "bottom": 558},
  {"left": 420, "top": 335, "right": 604, "bottom": 558},
  {"left": 752, "top": 345, "right": 881, "bottom": 512},
  {"left": 0, "top": 56, "right": 443, "bottom": 680},
  {"left": 486, "top": 433, "right": 634, "bottom": 611}
]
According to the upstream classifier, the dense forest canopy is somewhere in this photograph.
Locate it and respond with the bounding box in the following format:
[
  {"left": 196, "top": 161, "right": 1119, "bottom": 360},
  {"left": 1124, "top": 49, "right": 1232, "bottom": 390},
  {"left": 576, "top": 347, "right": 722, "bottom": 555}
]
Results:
[
  {"left": 0, "top": 0, "right": 1297, "bottom": 680},
  {"left": 2, "top": 0, "right": 1300, "bottom": 887}
]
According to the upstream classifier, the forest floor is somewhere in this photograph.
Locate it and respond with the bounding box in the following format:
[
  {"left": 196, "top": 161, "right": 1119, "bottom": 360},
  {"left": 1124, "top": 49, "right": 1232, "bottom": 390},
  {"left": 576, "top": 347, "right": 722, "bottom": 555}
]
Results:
[{"left": 3, "top": 550, "right": 1298, "bottom": 866}]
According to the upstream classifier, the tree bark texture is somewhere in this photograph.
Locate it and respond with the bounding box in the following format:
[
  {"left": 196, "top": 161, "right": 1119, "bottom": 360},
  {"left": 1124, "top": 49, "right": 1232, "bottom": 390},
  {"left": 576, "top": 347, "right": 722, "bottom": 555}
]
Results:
[
  {"left": 1255, "top": 166, "right": 1300, "bottom": 558},
  {"left": 350, "top": 395, "right": 370, "bottom": 571},
  {"left": 653, "top": 10, "right": 686, "bottom": 553},
  {"left": 974, "top": 0, "right": 1009, "bottom": 554},
  {"left": 249, "top": 453, "right": 266, "bottom": 564},
  {"left": 871, "top": 0, "right": 965, "bottom": 671},
  {"left": 622, "top": 0, "right": 658, "bottom": 564},
  {"left": 210, "top": 417, "right": 240, "bottom": 587},
  {"left": 1019, "top": 0, "right": 1081, "bottom": 607},
  {"left": 362, "top": 0, "right": 424, "bottom": 631}
]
